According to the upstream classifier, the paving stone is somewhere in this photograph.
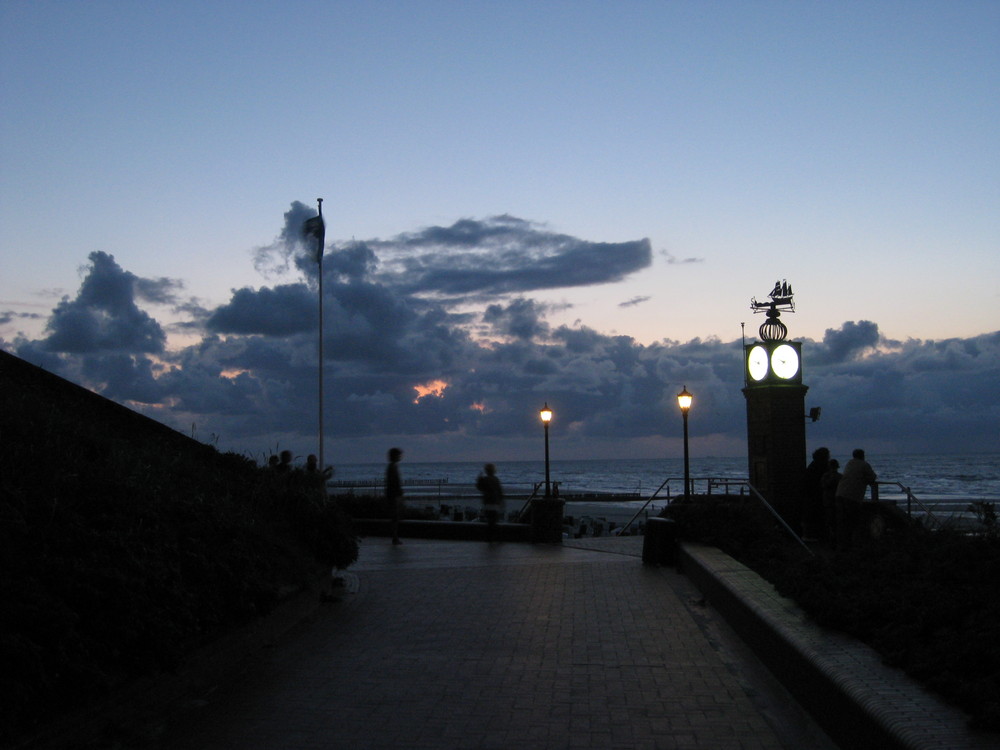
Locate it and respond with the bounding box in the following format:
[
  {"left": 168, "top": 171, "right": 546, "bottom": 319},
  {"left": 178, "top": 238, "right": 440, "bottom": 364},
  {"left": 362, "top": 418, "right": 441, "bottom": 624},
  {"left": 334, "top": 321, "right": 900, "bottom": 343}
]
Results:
[
  {"left": 133, "top": 536, "right": 991, "bottom": 750},
  {"left": 143, "top": 540, "right": 803, "bottom": 749}
]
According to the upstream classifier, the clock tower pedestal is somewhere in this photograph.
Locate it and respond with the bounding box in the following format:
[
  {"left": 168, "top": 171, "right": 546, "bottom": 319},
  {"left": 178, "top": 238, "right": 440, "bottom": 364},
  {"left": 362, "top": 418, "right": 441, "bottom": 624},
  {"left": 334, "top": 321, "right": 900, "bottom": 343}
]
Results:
[{"left": 743, "top": 379, "right": 808, "bottom": 527}]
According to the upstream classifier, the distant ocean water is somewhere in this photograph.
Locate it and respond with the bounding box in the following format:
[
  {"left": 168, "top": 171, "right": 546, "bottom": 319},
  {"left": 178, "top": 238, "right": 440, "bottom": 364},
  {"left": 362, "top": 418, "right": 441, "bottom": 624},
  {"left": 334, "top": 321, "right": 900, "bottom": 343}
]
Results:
[
  {"left": 330, "top": 454, "right": 999, "bottom": 527},
  {"left": 331, "top": 454, "right": 999, "bottom": 500}
]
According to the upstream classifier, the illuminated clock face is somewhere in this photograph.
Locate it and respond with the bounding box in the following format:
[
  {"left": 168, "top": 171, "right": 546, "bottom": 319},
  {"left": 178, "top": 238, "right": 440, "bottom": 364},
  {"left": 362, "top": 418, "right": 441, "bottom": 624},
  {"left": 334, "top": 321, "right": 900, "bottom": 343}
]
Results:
[
  {"left": 771, "top": 343, "right": 800, "bottom": 379},
  {"left": 747, "top": 345, "right": 769, "bottom": 381}
]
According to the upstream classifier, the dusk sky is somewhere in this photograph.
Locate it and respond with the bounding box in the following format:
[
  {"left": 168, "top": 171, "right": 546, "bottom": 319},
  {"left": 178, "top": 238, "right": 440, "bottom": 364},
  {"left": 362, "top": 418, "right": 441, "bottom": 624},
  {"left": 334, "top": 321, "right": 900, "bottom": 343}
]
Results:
[{"left": 2, "top": 2, "right": 998, "bottom": 464}]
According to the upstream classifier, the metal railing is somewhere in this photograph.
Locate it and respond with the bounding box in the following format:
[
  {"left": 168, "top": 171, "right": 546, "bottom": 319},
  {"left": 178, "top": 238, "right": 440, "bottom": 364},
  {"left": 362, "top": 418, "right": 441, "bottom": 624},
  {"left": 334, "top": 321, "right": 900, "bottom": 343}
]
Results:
[
  {"left": 874, "top": 481, "right": 944, "bottom": 530},
  {"left": 516, "top": 482, "right": 545, "bottom": 521},
  {"left": 618, "top": 477, "right": 674, "bottom": 535},
  {"left": 328, "top": 477, "right": 450, "bottom": 488},
  {"left": 740, "top": 481, "right": 815, "bottom": 555},
  {"left": 616, "top": 476, "right": 747, "bottom": 535},
  {"left": 615, "top": 478, "right": 814, "bottom": 555}
]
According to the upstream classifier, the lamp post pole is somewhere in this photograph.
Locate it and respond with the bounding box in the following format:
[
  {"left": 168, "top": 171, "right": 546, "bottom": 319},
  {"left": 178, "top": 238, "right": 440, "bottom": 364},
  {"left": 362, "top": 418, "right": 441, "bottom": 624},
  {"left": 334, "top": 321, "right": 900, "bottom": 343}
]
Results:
[
  {"left": 540, "top": 403, "right": 553, "bottom": 498},
  {"left": 677, "top": 386, "right": 692, "bottom": 500}
]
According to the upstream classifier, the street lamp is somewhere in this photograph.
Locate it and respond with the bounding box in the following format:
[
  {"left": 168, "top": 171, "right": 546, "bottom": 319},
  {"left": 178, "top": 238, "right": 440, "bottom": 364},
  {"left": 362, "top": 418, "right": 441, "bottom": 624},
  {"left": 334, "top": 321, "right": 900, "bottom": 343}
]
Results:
[
  {"left": 540, "top": 403, "right": 553, "bottom": 497},
  {"left": 677, "top": 386, "right": 692, "bottom": 500}
]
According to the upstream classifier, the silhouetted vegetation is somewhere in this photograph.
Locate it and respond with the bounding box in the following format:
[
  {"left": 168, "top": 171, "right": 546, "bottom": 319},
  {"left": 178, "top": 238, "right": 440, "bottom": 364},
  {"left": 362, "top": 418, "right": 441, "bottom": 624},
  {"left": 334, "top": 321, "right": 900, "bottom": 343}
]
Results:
[
  {"left": 0, "top": 352, "right": 358, "bottom": 744},
  {"left": 666, "top": 496, "right": 1000, "bottom": 731}
]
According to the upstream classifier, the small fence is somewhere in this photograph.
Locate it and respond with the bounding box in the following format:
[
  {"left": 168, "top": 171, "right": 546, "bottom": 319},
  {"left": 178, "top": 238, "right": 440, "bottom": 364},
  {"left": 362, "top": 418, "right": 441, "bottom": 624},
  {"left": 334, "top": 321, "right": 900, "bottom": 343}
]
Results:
[
  {"left": 327, "top": 475, "right": 744, "bottom": 500},
  {"left": 327, "top": 477, "right": 452, "bottom": 497},
  {"left": 873, "top": 481, "right": 998, "bottom": 532},
  {"left": 329, "top": 474, "right": 995, "bottom": 539},
  {"left": 613, "top": 477, "right": 813, "bottom": 555}
]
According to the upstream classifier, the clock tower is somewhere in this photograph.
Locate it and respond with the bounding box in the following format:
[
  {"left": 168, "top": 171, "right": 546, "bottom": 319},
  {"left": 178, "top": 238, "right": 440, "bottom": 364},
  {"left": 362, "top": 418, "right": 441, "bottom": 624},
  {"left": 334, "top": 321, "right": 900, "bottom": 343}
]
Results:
[{"left": 743, "top": 281, "right": 808, "bottom": 528}]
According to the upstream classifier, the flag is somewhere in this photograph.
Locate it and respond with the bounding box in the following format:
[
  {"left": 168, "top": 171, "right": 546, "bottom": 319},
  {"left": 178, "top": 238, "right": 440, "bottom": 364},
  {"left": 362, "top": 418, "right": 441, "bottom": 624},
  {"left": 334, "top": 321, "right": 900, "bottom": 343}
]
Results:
[{"left": 303, "top": 214, "right": 326, "bottom": 263}]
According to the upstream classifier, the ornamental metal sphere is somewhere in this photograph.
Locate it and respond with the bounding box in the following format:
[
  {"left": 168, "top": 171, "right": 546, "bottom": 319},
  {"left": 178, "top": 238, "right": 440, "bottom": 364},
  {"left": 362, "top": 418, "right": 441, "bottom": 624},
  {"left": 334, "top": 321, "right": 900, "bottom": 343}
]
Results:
[{"left": 759, "top": 315, "right": 787, "bottom": 341}]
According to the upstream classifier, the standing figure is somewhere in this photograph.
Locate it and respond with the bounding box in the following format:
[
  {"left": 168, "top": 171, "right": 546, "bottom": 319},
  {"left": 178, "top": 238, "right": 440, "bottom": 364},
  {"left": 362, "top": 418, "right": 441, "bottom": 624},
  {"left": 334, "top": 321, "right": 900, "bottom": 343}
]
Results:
[
  {"left": 802, "top": 447, "right": 830, "bottom": 541},
  {"left": 305, "top": 454, "right": 333, "bottom": 495},
  {"left": 821, "top": 459, "right": 842, "bottom": 546},
  {"left": 386, "top": 447, "right": 404, "bottom": 545},
  {"left": 835, "top": 448, "right": 877, "bottom": 548},
  {"left": 476, "top": 463, "right": 505, "bottom": 542},
  {"left": 306, "top": 454, "right": 333, "bottom": 479}
]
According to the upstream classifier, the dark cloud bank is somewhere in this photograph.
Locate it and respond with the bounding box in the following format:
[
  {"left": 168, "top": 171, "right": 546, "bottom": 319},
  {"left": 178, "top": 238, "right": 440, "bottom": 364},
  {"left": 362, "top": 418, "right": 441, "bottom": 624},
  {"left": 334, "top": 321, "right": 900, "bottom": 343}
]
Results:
[{"left": 6, "top": 208, "right": 998, "bottom": 466}]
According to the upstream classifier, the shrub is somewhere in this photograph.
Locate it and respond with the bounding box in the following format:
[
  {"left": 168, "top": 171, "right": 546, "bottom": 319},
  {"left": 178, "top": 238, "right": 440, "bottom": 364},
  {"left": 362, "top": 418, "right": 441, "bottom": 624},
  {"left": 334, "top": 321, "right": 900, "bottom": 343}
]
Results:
[
  {"left": 0, "top": 352, "right": 358, "bottom": 742},
  {"left": 664, "top": 495, "right": 813, "bottom": 578}
]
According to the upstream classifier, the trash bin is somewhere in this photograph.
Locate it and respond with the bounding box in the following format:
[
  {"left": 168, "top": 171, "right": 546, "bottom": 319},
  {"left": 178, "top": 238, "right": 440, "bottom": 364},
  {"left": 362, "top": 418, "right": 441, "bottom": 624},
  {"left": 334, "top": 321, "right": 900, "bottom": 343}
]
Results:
[
  {"left": 530, "top": 498, "right": 565, "bottom": 544},
  {"left": 642, "top": 517, "right": 676, "bottom": 566}
]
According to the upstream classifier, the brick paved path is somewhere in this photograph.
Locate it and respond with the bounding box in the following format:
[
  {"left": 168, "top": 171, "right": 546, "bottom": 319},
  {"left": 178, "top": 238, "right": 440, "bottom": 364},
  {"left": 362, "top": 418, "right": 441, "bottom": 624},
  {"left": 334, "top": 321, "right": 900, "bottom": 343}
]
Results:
[{"left": 151, "top": 539, "right": 833, "bottom": 750}]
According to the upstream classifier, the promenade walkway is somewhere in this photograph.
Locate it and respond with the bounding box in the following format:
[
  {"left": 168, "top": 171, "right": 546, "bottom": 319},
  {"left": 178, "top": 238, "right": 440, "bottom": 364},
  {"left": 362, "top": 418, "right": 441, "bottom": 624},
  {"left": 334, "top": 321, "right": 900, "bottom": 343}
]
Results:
[{"left": 148, "top": 537, "right": 835, "bottom": 750}]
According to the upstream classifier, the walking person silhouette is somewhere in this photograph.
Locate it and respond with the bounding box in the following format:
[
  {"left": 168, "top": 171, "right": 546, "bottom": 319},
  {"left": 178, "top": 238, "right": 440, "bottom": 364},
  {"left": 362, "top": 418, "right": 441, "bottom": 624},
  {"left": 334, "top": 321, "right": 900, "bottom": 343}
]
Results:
[
  {"left": 386, "top": 447, "right": 404, "bottom": 545},
  {"left": 476, "top": 463, "right": 505, "bottom": 542}
]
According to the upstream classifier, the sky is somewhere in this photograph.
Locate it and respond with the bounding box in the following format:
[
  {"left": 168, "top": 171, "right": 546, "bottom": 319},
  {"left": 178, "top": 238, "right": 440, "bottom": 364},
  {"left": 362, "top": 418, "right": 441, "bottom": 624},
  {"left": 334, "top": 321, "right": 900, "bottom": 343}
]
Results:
[{"left": 2, "top": 1, "right": 998, "bottom": 465}]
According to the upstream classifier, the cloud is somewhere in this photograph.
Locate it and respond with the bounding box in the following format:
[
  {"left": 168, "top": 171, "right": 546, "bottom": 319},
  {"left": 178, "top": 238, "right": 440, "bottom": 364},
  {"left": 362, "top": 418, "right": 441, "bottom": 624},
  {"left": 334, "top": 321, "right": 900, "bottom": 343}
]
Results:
[
  {"left": 253, "top": 201, "right": 322, "bottom": 278},
  {"left": 812, "top": 319, "right": 882, "bottom": 365},
  {"left": 39, "top": 251, "right": 166, "bottom": 354},
  {"left": 802, "top": 330, "right": 1000, "bottom": 454},
  {"left": 619, "top": 296, "right": 651, "bottom": 308},
  {"left": 80, "top": 352, "right": 165, "bottom": 404},
  {"left": 362, "top": 215, "right": 652, "bottom": 297},
  {"left": 0, "top": 310, "right": 45, "bottom": 326},
  {"left": 662, "top": 250, "right": 703, "bottom": 265},
  {"left": 326, "top": 241, "right": 378, "bottom": 282},
  {"left": 207, "top": 284, "right": 317, "bottom": 336},
  {"left": 167, "top": 300, "right": 214, "bottom": 331},
  {"left": 483, "top": 298, "right": 550, "bottom": 341},
  {"left": 9, "top": 208, "right": 999, "bottom": 464},
  {"left": 134, "top": 275, "right": 185, "bottom": 305}
]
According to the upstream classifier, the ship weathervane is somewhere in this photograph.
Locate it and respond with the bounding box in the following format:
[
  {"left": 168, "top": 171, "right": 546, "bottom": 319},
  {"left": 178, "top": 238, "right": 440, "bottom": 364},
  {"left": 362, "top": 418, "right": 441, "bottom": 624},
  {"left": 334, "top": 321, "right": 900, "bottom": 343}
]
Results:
[{"left": 750, "top": 279, "right": 795, "bottom": 341}]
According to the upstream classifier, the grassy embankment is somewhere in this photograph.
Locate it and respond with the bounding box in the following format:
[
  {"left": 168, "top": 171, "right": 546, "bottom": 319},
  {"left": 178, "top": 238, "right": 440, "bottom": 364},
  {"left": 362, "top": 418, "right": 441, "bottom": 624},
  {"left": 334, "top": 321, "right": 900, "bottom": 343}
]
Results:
[
  {"left": 0, "top": 351, "right": 358, "bottom": 745},
  {"left": 665, "top": 495, "right": 1000, "bottom": 731}
]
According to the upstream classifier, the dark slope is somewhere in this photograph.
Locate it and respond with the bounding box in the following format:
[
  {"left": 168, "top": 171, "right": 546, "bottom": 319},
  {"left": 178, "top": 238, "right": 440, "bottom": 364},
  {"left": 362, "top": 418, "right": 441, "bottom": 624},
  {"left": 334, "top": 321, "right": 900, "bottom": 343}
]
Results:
[{"left": 0, "top": 350, "right": 357, "bottom": 744}]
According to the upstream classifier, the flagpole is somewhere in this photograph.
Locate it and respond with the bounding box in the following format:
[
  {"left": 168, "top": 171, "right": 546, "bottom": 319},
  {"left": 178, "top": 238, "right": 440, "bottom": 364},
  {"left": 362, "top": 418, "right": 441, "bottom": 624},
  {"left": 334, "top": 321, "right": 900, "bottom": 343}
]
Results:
[{"left": 316, "top": 198, "right": 325, "bottom": 478}]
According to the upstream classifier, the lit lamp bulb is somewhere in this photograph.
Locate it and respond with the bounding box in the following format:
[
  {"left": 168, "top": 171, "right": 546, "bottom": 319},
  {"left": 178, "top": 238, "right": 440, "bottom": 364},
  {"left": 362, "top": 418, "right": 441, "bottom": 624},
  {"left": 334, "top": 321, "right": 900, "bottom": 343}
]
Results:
[
  {"left": 677, "top": 387, "right": 693, "bottom": 412},
  {"left": 540, "top": 404, "right": 553, "bottom": 423}
]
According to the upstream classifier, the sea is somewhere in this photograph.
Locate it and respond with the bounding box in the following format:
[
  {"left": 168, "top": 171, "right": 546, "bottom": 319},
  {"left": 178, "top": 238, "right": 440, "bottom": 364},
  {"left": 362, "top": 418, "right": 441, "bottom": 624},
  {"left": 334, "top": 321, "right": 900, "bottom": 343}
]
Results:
[{"left": 329, "top": 453, "right": 1000, "bottom": 529}]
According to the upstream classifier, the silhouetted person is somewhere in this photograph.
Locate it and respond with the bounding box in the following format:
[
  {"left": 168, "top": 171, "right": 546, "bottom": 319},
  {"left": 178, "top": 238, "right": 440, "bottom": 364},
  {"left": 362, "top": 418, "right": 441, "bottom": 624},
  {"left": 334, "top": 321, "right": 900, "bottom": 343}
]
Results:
[
  {"left": 835, "top": 449, "right": 877, "bottom": 548},
  {"left": 276, "top": 450, "right": 293, "bottom": 472},
  {"left": 386, "top": 447, "right": 404, "bottom": 545},
  {"left": 476, "top": 463, "right": 504, "bottom": 542},
  {"left": 802, "top": 447, "right": 830, "bottom": 541},
  {"left": 821, "top": 458, "right": 842, "bottom": 546},
  {"left": 305, "top": 454, "right": 333, "bottom": 480},
  {"left": 267, "top": 454, "right": 280, "bottom": 469}
]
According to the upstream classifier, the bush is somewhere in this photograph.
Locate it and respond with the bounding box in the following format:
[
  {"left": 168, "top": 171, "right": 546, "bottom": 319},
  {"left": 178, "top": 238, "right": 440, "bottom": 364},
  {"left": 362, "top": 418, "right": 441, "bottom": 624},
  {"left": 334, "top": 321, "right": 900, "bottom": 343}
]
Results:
[
  {"left": 664, "top": 495, "right": 814, "bottom": 578},
  {"left": 0, "top": 352, "right": 358, "bottom": 742}
]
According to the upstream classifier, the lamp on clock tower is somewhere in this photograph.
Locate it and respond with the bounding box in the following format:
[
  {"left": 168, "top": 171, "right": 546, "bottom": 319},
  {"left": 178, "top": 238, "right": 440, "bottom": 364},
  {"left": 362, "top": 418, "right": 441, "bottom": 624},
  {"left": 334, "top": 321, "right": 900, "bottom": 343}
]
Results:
[{"left": 743, "top": 280, "right": 808, "bottom": 527}]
